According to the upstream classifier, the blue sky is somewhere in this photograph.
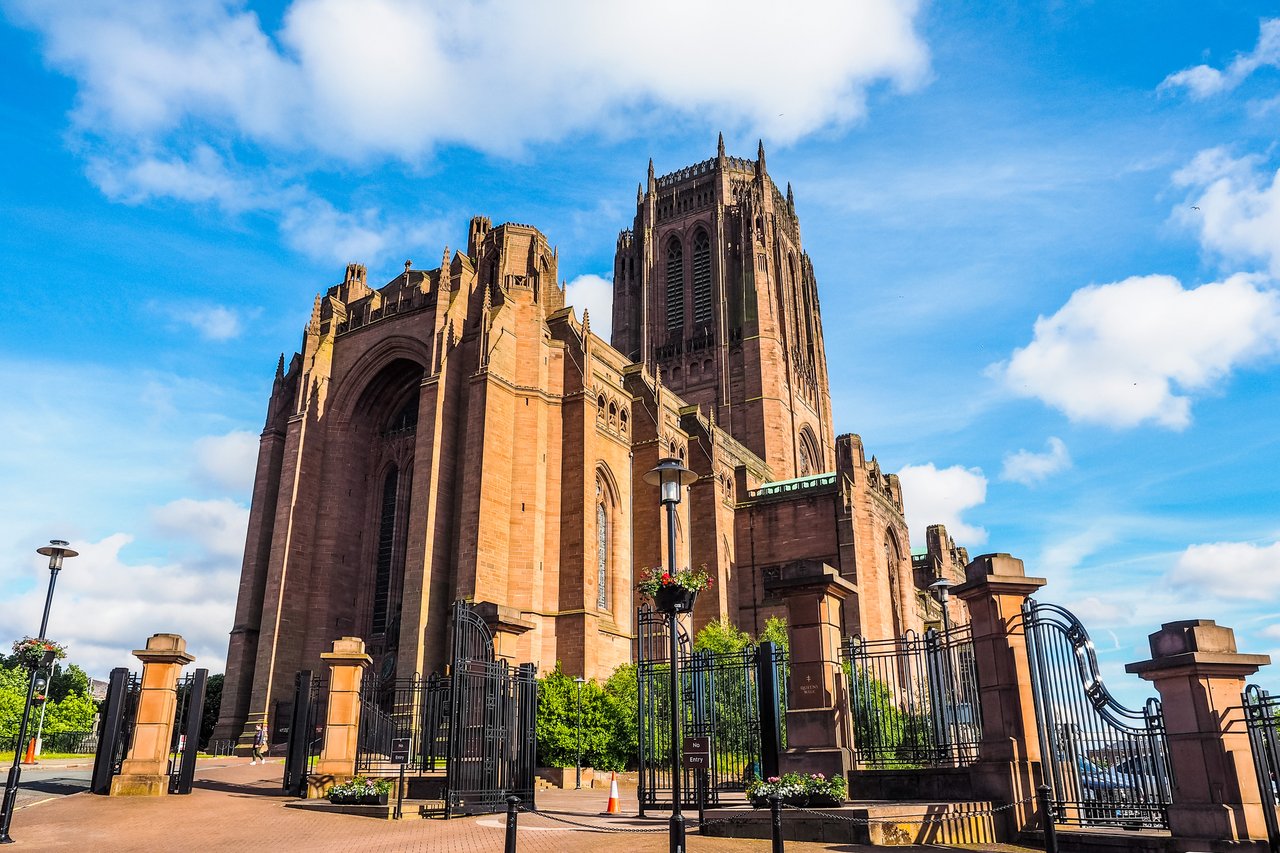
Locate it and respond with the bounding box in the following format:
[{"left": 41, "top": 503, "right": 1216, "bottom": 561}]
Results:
[{"left": 1, "top": 1, "right": 1277, "bottom": 706}]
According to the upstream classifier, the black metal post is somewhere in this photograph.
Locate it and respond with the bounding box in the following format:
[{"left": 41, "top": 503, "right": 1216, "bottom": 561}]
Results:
[
  {"left": 395, "top": 764, "right": 405, "bottom": 820},
  {"left": 757, "top": 641, "right": 782, "bottom": 781},
  {"left": 284, "top": 670, "right": 314, "bottom": 796},
  {"left": 666, "top": 501, "right": 685, "bottom": 853},
  {"left": 91, "top": 668, "right": 130, "bottom": 795},
  {"left": 1038, "top": 784, "right": 1058, "bottom": 853},
  {"left": 174, "top": 669, "right": 207, "bottom": 794},
  {"left": 1, "top": 544, "right": 69, "bottom": 845},
  {"left": 769, "top": 794, "right": 784, "bottom": 853},
  {"left": 696, "top": 768, "right": 706, "bottom": 833},
  {"left": 575, "top": 678, "right": 582, "bottom": 790},
  {"left": 504, "top": 795, "right": 520, "bottom": 853}
]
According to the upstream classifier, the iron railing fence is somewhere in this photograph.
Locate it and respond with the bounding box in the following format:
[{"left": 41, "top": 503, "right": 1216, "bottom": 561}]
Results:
[
  {"left": 1023, "top": 598, "right": 1173, "bottom": 830},
  {"left": 353, "top": 672, "right": 452, "bottom": 776},
  {"left": 90, "top": 668, "right": 141, "bottom": 794},
  {"left": 168, "top": 668, "right": 208, "bottom": 794},
  {"left": 206, "top": 739, "right": 238, "bottom": 757},
  {"left": 636, "top": 602, "right": 786, "bottom": 813},
  {"left": 840, "top": 624, "right": 982, "bottom": 768},
  {"left": 1243, "top": 684, "right": 1280, "bottom": 848}
]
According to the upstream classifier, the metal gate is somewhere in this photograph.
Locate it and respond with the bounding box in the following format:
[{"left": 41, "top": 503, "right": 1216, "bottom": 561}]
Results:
[
  {"left": 635, "top": 606, "right": 786, "bottom": 811},
  {"left": 1024, "top": 598, "right": 1173, "bottom": 829},
  {"left": 90, "top": 667, "right": 140, "bottom": 795},
  {"left": 443, "top": 602, "right": 537, "bottom": 817},
  {"left": 346, "top": 600, "right": 537, "bottom": 816},
  {"left": 1243, "top": 684, "right": 1280, "bottom": 849},
  {"left": 168, "top": 668, "right": 208, "bottom": 794},
  {"left": 840, "top": 624, "right": 982, "bottom": 768},
  {"left": 283, "top": 671, "right": 328, "bottom": 796}
]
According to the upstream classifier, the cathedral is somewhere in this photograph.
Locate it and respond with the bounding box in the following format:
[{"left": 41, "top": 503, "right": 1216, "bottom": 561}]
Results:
[{"left": 212, "top": 138, "right": 970, "bottom": 745}]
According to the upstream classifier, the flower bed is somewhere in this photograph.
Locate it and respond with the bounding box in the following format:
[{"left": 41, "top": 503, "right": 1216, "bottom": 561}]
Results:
[
  {"left": 746, "top": 772, "right": 847, "bottom": 808},
  {"left": 326, "top": 776, "right": 393, "bottom": 805}
]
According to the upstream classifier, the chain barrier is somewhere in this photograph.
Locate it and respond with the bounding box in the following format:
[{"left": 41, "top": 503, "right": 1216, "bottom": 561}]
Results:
[{"left": 510, "top": 793, "right": 1037, "bottom": 834}]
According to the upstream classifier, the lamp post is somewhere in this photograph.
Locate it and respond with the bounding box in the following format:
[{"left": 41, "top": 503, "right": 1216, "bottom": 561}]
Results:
[
  {"left": 573, "top": 676, "right": 585, "bottom": 790},
  {"left": 929, "top": 577, "right": 954, "bottom": 635},
  {"left": 928, "top": 576, "right": 957, "bottom": 755},
  {"left": 643, "top": 457, "right": 698, "bottom": 853},
  {"left": 0, "top": 539, "right": 77, "bottom": 845}
]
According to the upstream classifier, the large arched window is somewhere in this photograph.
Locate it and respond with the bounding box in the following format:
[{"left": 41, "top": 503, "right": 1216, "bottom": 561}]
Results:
[
  {"left": 665, "top": 238, "right": 684, "bottom": 334},
  {"left": 595, "top": 473, "right": 614, "bottom": 610},
  {"left": 798, "top": 426, "right": 821, "bottom": 477},
  {"left": 692, "top": 229, "right": 712, "bottom": 326},
  {"left": 372, "top": 466, "right": 399, "bottom": 636}
]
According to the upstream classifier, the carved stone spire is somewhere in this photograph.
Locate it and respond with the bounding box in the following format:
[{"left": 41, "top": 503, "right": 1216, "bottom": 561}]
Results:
[
  {"left": 756, "top": 139, "right": 767, "bottom": 177},
  {"left": 647, "top": 158, "right": 656, "bottom": 192},
  {"left": 717, "top": 131, "right": 726, "bottom": 164},
  {"left": 307, "top": 294, "right": 322, "bottom": 334},
  {"left": 636, "top": 183, "right": 643, "bottom": 205},
  {"left": 786, "top": 181, "right": 794, "bottom": 211}
]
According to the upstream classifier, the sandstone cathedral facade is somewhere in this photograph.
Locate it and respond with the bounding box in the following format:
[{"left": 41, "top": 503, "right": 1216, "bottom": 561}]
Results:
[{"left": 212, "top": 139, "right": 970, "bottom": 745}]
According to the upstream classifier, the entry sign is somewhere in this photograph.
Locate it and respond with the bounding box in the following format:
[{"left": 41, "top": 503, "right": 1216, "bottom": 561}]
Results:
[
  {"left": 683, "top": 736, "right": 710, "bottom": 769},
  {"left": 390, "top": 737, "right": 411, "bottom": 764}
]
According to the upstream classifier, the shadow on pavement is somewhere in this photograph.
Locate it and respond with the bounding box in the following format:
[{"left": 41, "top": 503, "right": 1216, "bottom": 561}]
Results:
[{"left": 193, "top": 778, "right": 292, "bottom": 799}]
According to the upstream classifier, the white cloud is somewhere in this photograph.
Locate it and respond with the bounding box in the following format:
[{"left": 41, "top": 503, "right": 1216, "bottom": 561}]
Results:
[
  {"left": 897, "top": 462, "right": 988, "bottom": 548},
  {"left": 10, "top": 0, "right": 929, "bottom": 159},
  {"left": 995, "top": 273, "right": 1280, "bottom": 429},
  {"left": 564, "top": 274, "right": 614, "bottom": 342},
  {"left": 151, "top": 497, "right": 250, "bottom": 563},
  {"left": 1174, "top": 147, "right": 1280, "bottom": 277},
  {"left": 0, "top": 533, "right": 240, "bottom": 678},
  {"left": 1169, "top": 539, "right": 1280, "bottom": 600},
  {"left": 194, "top": 431, "right": 260, "bottom": 493},
  {"left": 1159, "top": 18, "right": 1280, "bottom": 99},
  {"left": 1001, "top": 436, "right": 1070, "bottom": 486}
]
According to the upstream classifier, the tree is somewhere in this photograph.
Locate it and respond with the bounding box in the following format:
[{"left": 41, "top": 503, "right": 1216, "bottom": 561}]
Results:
[
  {"left": 693, "top": 618, "right": 752, "bottom": 654},
  {"left": 535, "top": 664, "right": 639, "bottom": 772},
  {"left": 758, "top": 616, "right": 789, "bottom": 651}
]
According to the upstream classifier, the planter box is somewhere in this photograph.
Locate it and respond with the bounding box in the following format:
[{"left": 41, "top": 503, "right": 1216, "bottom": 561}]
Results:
[
  {"left": 750, "top": 793, "right": 843, "bottom": 809},
  {"left": 329, "top": 792, "right": 389, "bottom": 806}
]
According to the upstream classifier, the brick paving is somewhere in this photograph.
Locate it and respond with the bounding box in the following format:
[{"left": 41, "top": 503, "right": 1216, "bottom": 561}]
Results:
[{"left": 6, "top": 758, "right": 1038, "bottom": 852}]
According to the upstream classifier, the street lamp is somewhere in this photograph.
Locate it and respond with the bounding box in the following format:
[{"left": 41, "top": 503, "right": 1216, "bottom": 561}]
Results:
[
  {"left": 573, "top": 676, "right": 586, "bottom": 790},
  {"left": 0, "top": 539, "right": 77, "bottom": 845},
  {"left": 929, "top": 577, "right": 954, "bottom": 635},
  {"left": 642, "top": 457, "right": 697, "bottom": 853}
]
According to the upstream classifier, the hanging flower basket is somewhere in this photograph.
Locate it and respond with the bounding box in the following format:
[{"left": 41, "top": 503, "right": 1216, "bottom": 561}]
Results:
[
  {"left": 654, "top": 585, "right": 698, "bottom": 614},
  {"left": 638, "top": 565, "right": 714, "bottom": 614}
]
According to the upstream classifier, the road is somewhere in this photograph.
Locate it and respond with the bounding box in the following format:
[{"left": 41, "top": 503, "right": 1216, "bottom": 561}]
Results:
[{"left": 1, "top": 761, "right": 93, "bottom": 810}]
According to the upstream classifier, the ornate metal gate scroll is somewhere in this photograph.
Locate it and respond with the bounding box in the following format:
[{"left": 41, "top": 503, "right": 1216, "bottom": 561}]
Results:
[{"left": 1024, "top": 598, "right": 1173, "bottom": 829}]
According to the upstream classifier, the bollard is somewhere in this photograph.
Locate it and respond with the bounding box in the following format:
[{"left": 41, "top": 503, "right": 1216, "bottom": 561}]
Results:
[
  {"left": 769, "top": 794, "right": 784, "bottom": 853},
  {"left": 505, "top": 795, "right": 520, "bottom": 853},
  {"left": 1037, "top": 784, "right": 1058, "bottom": 853}
]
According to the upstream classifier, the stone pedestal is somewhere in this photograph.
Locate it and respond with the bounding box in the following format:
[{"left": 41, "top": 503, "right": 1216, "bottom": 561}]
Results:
[
  {"left": 1126, "top": 620, "right": 1272, "bottom": 845},
  {"left": 765, "top": 560, "right": 855, "bottom": 781},
  {"left": 952, "top": 554, "right": 1046, "bottom": 836},
  {"left": 307, "top": 637, "right": 372, "bottom": 798},
  {"left": 110, "top": 634, "right": 195, "bottom": 796}
]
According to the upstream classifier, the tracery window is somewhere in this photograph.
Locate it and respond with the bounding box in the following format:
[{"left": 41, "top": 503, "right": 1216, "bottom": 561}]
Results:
[
  {"left": 372, "top": 466, "right": 398, "bottom": 636},
  {"left": 596, "top": 476, "right": 609, "bottom": 610}
]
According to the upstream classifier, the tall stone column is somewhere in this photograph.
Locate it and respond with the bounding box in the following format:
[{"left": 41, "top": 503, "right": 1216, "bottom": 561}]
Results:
[
  {"left": 952, "top": 553, "right": 1045, "bottom": 835},
  {"left": 110, "top": 634, "right": 195, "bottom": 796},
  {"left": 765, "top": 560, "right": 855, "bottom": 781},
  {"left": 307, "top": 637, "right": 371, "bottom": 797},
  {"left": 1126, "top": 619, "right": 1271, "bottom": 844}
]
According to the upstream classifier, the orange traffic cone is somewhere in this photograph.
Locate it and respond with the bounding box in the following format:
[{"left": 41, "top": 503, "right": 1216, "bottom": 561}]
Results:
[
  {"left": 603, "top": 771, "right": 622, "bottom": 815},
  {"left": 22, "top": 738, "right": 36, "bottom": 765}
]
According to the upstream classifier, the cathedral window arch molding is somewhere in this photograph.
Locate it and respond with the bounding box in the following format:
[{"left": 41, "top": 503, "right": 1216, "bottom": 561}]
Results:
[
  {"left": 692, "top": 228, "right": 713, "bottom": 328},
  {"left": 595, "top": 465, "right": 623, "bottom": 614}
]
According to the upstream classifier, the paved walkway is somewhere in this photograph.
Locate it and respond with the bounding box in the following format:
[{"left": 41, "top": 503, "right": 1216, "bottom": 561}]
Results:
[{"left": 5, "top": 758, "right": 1035, "bottom": 852}]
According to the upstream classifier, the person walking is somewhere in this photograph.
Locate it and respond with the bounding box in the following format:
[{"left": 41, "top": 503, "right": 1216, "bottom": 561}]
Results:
[{"left": 251, "top": 723, "right": 267, "bottom": 765}]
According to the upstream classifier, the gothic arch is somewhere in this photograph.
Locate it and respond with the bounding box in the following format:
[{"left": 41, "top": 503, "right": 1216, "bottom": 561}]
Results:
[
  {"left": 798, "top": 425, "right": 821, "bottom": 476},
  {"left": 692, "top": 228, "right": 713, "bottom": 327},
  {"left": 327, "top": 336, "right": 430, "bottom": 424},
  {"left": 595, "top": 464, "right": 623, "bottom": 613}
]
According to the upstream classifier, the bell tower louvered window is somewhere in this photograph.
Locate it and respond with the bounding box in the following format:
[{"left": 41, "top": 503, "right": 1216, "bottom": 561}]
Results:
[
  {"left": 665, "top": 238, "right": 684, "bottom": 334},
  {"left": 692, "top": 230, "right": 712, "bottom": 326}
]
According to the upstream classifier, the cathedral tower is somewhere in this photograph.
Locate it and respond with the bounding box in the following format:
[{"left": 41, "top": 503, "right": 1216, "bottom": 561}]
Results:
[{"left": 611, "top": 136, "right": 835, "bottom": 480}]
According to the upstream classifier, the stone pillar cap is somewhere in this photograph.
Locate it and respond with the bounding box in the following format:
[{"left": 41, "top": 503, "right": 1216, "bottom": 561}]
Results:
[
  {"left": 133, "top": 633, "right": 195, "bottom": 665},
  {"left": 1126, "top": 619, "right": 1270, "bottom": 676},
  {"left": 953, "top": 553, "right": 1046, "bottom": 598},
  {"left": 321, "top": 636, "right": 372, "bottom": 665},
  {"left": 472, "top": 601, "right": 536, "bottom": 635},
  {"left": 762, "top": 561, "right": 855, "bottom": 599}
]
